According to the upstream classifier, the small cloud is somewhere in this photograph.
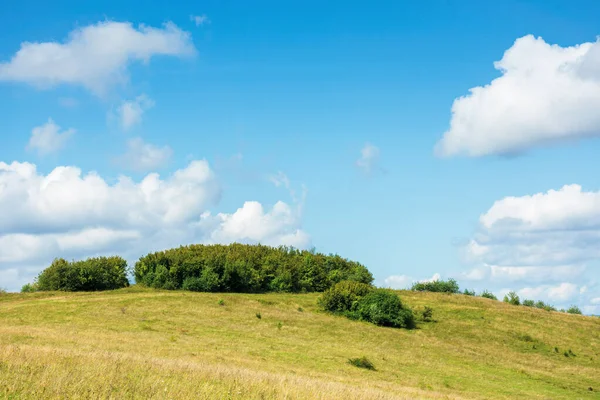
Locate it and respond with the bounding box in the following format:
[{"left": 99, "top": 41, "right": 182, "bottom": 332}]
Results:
[
  {"left": 116, "top": 94, "right": 154, "bottom": 130},
  {"left": 58, "top": 97, "right": 78, "bottom": 108},
  {"left": 384, "top": 275, "right": 412, "bottom": 289},
  {"left": 418, "top": 273, "right": 441, "bottom": 283},
  {"left": 116, "top": 137, "right": 172, "bottom": 171},
  {"left": 27, "top": 119, "right": 75, "bottom": 155},
  {"left": 269, "top": 171, "right": 291, "bottom": 190},
  {"left": 356, "top": 143, "right": 381, "bottom": 174},
  {"left": 190, "top": 14, "right": 210, "bottom": 27}
]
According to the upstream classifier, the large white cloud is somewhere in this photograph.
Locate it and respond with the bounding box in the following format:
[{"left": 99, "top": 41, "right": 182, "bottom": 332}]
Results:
[
  {"left": 0, "top": 161, "right": 310, "bottom": 291},
  {"left": 0, "top": 21, "right": 195, "bottom": 95},
  {"left": 436, "top": 35, "right": 600, "bottom": 157}
]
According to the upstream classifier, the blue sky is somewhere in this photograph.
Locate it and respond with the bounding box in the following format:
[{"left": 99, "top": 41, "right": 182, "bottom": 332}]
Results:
[{"left": 2, "top": 0, "right": 600, "bottom": 312}]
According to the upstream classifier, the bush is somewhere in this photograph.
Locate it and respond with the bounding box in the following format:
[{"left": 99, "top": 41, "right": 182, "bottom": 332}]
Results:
[
  {"left": 21, "top": 283, "right": 37, "bottom": 293},
  {"left": 421, "top": 306, "right": 434, "bottom": 322},
  {"left": 411, "top": 278, "right": 459, "bottom": 293},
  {"left": 318, "top": 280, "right": 374, "bottom": 314},
  {"left": 354, "top": 289, "right": 415, "bottom": 329},
  {"left": 522, "top": 299, "right": 535, "bottom": 307},
  {"left": 463, "top": 289, "right": 476, "bottom": 296},
  {"left": 535, "top": 300, "right": 556, "bottom": 312},
  {"left": 34, "top": 257, "right": 129, "bottom": 292},
  {"left": 135, "top": 243, "right": 373, "bottom": 293},
  {"left": 567, "top": 305, "right": 582, "bottom": 315},
  {"left": 348, "top": 357, "right": 375, "bottom": 370},
  {"left": 503, "top": 291, "right": 520, "bottom": 306},
  {"left": 480, "top": 290, "right": 497, "bottom": 300}
]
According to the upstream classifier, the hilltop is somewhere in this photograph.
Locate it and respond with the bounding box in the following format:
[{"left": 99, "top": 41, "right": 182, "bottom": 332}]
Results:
[{"left": 0, "top": 287, "right": 599, "bottom": 399}]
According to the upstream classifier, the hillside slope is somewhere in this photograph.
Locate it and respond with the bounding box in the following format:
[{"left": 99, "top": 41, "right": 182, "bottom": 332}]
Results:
[{"left": 0, "top": 287, "right": 599, "bottom": 399}]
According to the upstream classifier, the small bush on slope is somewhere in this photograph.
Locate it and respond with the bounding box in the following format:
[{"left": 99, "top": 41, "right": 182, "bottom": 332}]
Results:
[
  {"left": 411, "top": 278, "right": 460, "bottom": 293},
  {"left": 318, "top": 280, "right": 374, "bottom": 313},
  {"left": 503, "top": 291, "right": 520, "bottom": 306},
  {"left": 33, "top": 257, "right": 129, "bottom": 292},
  {"left": 567, "top": 306, "right": 582, "bottom": 315},
  {"left": 353, "top": 289, "right": 416, "bottom": 329},
  {"left": 480, "top": 290, "right": 498, "bottom": 300}
]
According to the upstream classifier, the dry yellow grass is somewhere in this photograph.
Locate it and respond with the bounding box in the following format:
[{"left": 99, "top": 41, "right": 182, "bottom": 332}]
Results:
[{"left": 0, "top": 287, "right": 599, "bottom": 399}]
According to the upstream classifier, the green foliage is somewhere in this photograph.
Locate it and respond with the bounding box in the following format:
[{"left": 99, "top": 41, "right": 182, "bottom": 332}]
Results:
[
  {"left": 20, "top": 283, "right": 37, "bottom": 293},
  {"left": 134, "top": 243, "right": 373, "bottom": 293},
  {"left": 255, "top": 312, "right": 261, "bottom": 319},
  {"left": 503, "top": 291, "right": 520, "bottom": 306},
  {"left": 33, "top": 257, "right": 129, "bottom": 292},
  {"left": 421, "top": 306, "right": 434, "bottom": 322},
  {"left": 522, "top": 299, "right": 535, "bottom": 307},
  {"left": 535, "top": 300, "right": 556, "bottom": 312},
  {"left": 463, "top": 289, "right": 476, "bottom": 296},
  {"left": 218, "top": 299, "right": 225, "bottom": 306},
  {"left": 480, "top": 290, "right": 498, "bottom": 300},
  {"left": 411, "top": 278, "right": 459, "bottom": 294},
  {"left": 567, "top": 305, "right": 582, "bottom": 315},
  {"left": 354, "top": 289, "right": 415, "bottom": 329},
  {"left": 348, "top": 357, "right": 376, "bottom": 371},
  {"left": 318, "top": 280, "right": 374, "bottom": 314}
]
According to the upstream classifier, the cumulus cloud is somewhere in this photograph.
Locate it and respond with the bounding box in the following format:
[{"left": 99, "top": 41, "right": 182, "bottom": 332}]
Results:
[
  {"left": 0, "top": 160, "right": 310, "bottom": 291},
  {"left": 116, "top": 137, "right": 172, "bottom": 171},
  {"left": 27, "top": 119, "right": 75, "bottom": 155},
  {"left": 518, "top": 282, "right": 580, "bottom": 303},
  {"left": 466, "top": 185, "right": 600, "bottom": 271},
  {"left": 190, "top": 14, "right": 210, "bottom": 26},
  {"left": 436, "top": 35, "right": 600, "bottom": 157},
  {"left": 356, "top": 143, "right": 380, "bottom": 174},
  {"left": 383, "top": 275, "right": 412, "bottom": 289},
  {"left": 0, "top": 21, "right": 195, "bottom": 95},
  {"left": 117, "top": 94, "right": 154, "bottom": 130}
]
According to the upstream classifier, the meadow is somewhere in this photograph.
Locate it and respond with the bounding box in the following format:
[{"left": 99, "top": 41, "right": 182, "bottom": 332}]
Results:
[{"left": 0, "top": 287, "right": 599, "bottom": 399}]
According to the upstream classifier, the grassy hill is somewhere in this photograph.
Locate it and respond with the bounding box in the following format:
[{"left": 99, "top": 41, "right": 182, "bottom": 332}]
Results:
[{"left": 0, "top": 287, "right": 599, "bottom": 399}]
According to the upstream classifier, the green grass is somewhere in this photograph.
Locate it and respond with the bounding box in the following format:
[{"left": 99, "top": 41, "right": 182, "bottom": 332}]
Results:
[{"left": 0, "top": 287, "right": 599, "bottom": 399}]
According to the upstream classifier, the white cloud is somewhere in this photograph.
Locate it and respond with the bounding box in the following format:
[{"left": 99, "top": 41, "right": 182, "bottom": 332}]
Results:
[
  {"left": 519, "top": 282, "right": 579, "bottom": 303},
  {"left": 419, "top": 273, "right": 441, "bottom": 283},
  {"left": 269, "top": 171, "right": 291, "bottom": 190},
  {"left": 190, "top": 14, "right": 210, "bottom": 27},
  {"left": 466, "top": 185, "right": 600, "bottom": 271},
  {"left": 27, "top": 119, "right": 75, "bottom": 155},
  {"left": 58, "top": 97, "right": 78, "bottom": 108},
  {"left": 117, "top": 94, "right": 154, "bottom": 130},
  {"left": 436, "top": 35, "right": 600, "bottom": 157},
  {"left": 384, "top": 275, "right": 412, "bottom": 289},
  {"left": 0, "top": 160, "right": 310, "bottom": 291},
  {"left": 0, "top": 21, "right": 195, "bottom": 95},
  {"left": 590, "top": 297, "right": 600, "bottom": 305},
  {"left": 356, "top": 143, "right": 380, "bottom": 174},
  {"left": 116, "top": 137, "right": 173, "bottom": 171},
  {"left": 462, "top": 264, "right": 586, "bottom": 283}
]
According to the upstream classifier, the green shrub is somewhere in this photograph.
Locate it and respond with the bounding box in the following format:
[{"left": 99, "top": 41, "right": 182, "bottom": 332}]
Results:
[
  {"left": 134, "top": 244, "right": 373, "bottom": 293},
  {"left": 34, "top": 257, "right": 129, "bottom": 292},
  {"left": 480, "top": 290, "right": 497, "bottom": 300},
  {"left": 503, "top": 291, "right": 520, "bottom": 306},
  {"left": 218, "top": 299, "right": 225, "bottom": 306},
  {"left": 463, "top": 289, "right": 476, "bottom": 296},
  {"left": 421, "top": 306, "right": 434, "bottom": 322},
  {"left": 255, "top": 312, "right": 261, "bottom": 319},
  {"left": 535, "top": 300, "right": 556, "bottom": 312},
  {"left": 318, "top": 280, "right": 374, "bottom": 314},
  {"left": 567, "top": 305, "right": 582, "bottom": 315},
  {"left": 348, "top": 357, "right": 375, "bottom": 370},
  {"left": 522, "top": 299, "right": 535, "bottom": 307},
  {"left": 411, "top": 278, "right": 459, "bottom": 293},
  {"left": 20, "top": 283, "right": 37, "bottom": 293},
  {"left": 354, "top": 289, "right": 415, "bottom": 329}
]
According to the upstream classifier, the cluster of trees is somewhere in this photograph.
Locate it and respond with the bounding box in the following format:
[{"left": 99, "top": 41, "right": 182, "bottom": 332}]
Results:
[
  {"left": 22, "top": 257, "right": 129, "bottom": 292},
  {"left": 502, "top": 291, "right": 582, "bottom": 314},
  {"left": 134, "top": 244, "right": 373, "bottom": 293},
  {"left": 410, "top": 278, "right": 460, "bottom": 293},
  {"left": 318, "top": 281, "right": 416, "bottom": 329}
]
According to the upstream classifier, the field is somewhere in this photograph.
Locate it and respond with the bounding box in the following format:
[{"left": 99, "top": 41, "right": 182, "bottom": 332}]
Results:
[{"left": 0, "top": 287, "right": 599, "bottom": 399}]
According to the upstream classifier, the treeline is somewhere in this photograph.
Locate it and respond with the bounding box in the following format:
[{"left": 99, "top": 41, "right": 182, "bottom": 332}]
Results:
[
  {"left": 22, "top": 257, "right": 129, "bottom": 292},
  {"left": 134, "top": 244, "right": 373, "bottom": 293},
  {"left": 408, "top": 278, "right": 583, "bottom": 315}
]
